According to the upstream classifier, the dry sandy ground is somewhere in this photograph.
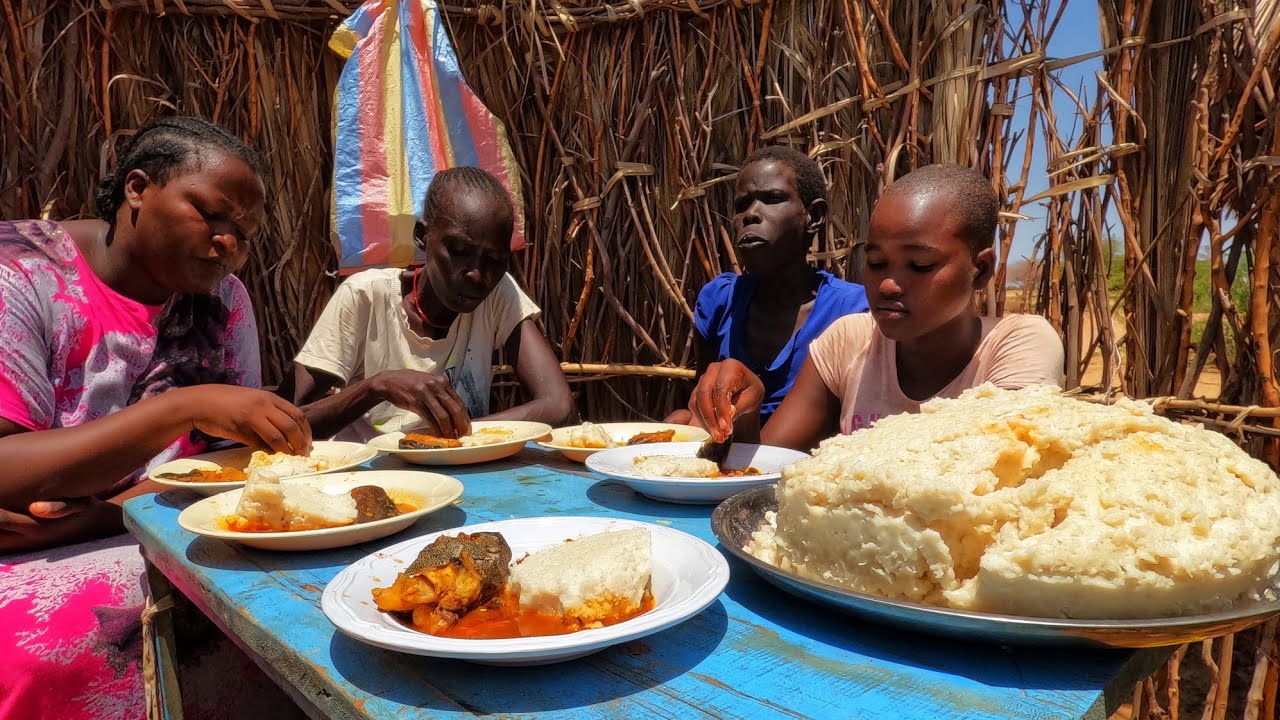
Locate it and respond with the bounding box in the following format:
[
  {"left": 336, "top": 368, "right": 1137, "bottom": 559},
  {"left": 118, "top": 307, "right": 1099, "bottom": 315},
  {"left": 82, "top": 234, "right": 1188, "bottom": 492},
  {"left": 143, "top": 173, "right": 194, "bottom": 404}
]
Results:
[{"left": 1006, "top": 292, "right": 1224, "bottom": 398}]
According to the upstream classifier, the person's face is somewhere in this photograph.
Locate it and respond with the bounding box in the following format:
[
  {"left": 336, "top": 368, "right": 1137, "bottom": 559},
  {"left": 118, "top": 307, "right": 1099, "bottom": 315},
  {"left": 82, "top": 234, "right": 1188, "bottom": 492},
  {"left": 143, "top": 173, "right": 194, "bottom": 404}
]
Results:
[
  {"left": 125, "top": 150, "right": 264, "bottom": 295},
  {"left": 731, "top": 160, "right": 824, "bottom": 271},
  {"left": 862, "top": 193, "right": 994, "bottom": 341},
  {"left": 417, "top": 191, "right": 513, "bottom": 314}
]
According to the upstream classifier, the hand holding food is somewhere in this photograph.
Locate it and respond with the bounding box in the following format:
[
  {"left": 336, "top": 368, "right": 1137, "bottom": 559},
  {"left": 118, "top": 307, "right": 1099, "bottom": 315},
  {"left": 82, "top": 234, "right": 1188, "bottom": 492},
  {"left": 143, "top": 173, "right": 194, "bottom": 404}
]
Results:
[
  {"left": 177, "top": 386, "right": 313, "bottom": 456},
  {"left": 370, "top": 369, "right": 472, "bottom": 439},
  {"left": 686, "top": 359, "right": 765, "bottom": 442}
]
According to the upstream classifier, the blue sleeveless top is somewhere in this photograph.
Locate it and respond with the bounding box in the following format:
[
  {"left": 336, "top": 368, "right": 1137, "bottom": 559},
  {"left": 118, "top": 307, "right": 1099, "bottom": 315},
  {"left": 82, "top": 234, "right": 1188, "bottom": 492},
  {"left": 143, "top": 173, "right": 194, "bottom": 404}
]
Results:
[{"left": 694, "top": 270, "right": 869, "bottom": 420}]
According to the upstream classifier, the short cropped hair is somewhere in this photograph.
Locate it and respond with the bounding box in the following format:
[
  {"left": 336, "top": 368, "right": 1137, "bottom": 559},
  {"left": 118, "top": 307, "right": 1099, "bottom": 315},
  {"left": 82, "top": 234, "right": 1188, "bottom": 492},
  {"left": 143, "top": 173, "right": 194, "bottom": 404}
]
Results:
[
  {"left": 742, "top": 145, "right": 827, "bottom": 208},
  {"left": 881, "top": 164, "right": 998, "bottom": 251}
]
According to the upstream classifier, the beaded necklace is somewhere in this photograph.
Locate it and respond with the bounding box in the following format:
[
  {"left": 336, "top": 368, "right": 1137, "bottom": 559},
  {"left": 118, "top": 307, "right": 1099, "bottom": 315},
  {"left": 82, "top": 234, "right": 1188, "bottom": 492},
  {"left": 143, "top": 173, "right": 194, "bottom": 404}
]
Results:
[{"left": 411, "top": 267, "right": 452, "bottom": 330}]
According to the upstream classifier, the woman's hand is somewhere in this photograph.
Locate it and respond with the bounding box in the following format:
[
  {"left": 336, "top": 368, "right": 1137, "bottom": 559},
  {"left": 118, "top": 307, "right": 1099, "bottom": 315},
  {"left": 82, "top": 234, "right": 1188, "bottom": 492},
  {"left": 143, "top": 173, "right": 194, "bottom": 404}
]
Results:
[
  {"left": 177, "top": 386, "right": 313, "bottom": 455},
  {"left": 0, "top": 506, "right": 56, "bottom": 553},
  {"left": 0, "top": 499, "right": 122, "bottom": 554},
  {"left": 370, "top": 370, "right": 471, "bottom": 439},
  {"left": 687, "top": 359, "right": 765, "bottom": 442}
]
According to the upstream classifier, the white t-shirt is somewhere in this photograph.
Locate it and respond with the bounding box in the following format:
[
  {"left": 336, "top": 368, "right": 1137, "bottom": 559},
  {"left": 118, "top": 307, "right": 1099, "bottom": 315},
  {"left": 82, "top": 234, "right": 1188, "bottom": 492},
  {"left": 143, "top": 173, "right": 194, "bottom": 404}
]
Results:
[{"left": 296, "top": 269, "right": 540, "bottom": 440}]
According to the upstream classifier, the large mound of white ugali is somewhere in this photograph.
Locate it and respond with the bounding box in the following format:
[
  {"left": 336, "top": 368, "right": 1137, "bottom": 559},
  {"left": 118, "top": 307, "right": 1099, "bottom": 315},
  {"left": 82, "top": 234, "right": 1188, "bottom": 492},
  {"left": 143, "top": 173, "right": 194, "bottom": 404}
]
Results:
[{"left": 746, "top": 385, "right": 1280, "bottom": 619}]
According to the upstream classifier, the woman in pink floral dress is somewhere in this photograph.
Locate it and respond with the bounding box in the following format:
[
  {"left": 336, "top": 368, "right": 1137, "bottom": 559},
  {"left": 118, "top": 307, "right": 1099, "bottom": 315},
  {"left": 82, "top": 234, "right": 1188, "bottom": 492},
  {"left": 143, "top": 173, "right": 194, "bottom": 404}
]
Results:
[{"left": 0, "top": 116, "right": 312, "bottom": 720}]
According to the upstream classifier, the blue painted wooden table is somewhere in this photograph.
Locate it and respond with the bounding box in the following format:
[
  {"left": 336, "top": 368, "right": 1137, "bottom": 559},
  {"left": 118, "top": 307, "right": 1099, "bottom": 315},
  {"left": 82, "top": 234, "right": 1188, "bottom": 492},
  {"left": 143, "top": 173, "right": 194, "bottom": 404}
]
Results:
[{"left": 123, "top": 446, "right": 1166, "bottom": 720}]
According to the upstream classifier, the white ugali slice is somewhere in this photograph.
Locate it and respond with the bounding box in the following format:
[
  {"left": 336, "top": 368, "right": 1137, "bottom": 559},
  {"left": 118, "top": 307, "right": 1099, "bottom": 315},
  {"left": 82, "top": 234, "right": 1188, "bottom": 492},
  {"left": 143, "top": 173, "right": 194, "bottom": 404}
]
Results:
[
  {"left": 632, "top": 455, "right": 718, "bottom": 478},
  {"left": 509, "top": 528, "right": 652, "bottom": 627},
  {"left": 567, "top": 422, "right": 614, "bottom": 449},
  {"left": 283, "top": 484, "right": 357, "bottom": 529},
  {"left": 234, "top": 470, "right": 288, "bottom": 529},
  {"left": 230, "top": 469, "right": 356, "bottom": 531}
]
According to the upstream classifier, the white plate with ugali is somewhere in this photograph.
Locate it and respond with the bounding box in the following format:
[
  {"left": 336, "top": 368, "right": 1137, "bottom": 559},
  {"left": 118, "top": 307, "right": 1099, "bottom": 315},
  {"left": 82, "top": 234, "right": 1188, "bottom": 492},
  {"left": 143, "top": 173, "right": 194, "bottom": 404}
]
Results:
[
  {"left": 150, "top": 441, "right": 379, "bottom": 496},
  {"left": 322, "top": 516, "right": 728, "bottom": 664},
  {"left": 177, "top": 471, "right": 462, "bottom": 551},
  {"left": 586, "top": 441, "right": 810, "bottom": 504}
]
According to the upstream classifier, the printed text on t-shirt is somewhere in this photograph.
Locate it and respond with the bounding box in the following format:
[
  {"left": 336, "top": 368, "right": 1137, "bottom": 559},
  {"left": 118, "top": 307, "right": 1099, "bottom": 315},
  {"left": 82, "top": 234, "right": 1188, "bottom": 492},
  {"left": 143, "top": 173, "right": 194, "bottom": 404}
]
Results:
[{"left": 846, "top": 413, "right": 883, "bottom": 432}]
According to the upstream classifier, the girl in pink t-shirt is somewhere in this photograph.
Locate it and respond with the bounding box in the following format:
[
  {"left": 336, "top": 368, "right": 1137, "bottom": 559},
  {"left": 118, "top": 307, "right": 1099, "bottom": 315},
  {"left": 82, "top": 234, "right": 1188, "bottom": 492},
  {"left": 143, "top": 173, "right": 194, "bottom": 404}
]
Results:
[{"left": 686, "top": 164, "right": 1064, "bottom": 452}]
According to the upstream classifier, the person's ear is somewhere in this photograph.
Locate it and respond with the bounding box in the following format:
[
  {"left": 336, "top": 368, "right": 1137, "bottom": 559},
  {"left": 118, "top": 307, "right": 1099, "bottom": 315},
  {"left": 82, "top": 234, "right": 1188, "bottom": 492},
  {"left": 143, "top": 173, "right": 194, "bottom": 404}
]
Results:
[
  {"left": 973, "top": 246, "right": 996, "bottom": 289},
  {"left": 123, "top": 169, "right": 150, "bottom": 211},
  {"left": 806, "top": 197, "right": 829, "bottom": 236},
  {"left": 413, "top": 219, "right": 428, "bottom": 250}
]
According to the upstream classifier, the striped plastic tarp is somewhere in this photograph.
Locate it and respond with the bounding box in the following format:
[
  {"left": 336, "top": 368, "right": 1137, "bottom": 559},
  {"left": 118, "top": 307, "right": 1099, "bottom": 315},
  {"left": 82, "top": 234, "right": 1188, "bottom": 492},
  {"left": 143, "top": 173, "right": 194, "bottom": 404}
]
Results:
[{"left": 329, "top": 0, "right": 525, "bottom": 271}]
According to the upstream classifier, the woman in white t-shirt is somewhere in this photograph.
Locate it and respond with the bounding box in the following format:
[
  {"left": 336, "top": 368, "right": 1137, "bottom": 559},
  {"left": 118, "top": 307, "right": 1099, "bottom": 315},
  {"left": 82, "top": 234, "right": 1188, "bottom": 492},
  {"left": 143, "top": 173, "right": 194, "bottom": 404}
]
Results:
[
  {"left": 685, "top": 164, "right": 1065, "bottom": 452},
  {"left": 284, "top": 168, "right": 574, "bottom": 441}
]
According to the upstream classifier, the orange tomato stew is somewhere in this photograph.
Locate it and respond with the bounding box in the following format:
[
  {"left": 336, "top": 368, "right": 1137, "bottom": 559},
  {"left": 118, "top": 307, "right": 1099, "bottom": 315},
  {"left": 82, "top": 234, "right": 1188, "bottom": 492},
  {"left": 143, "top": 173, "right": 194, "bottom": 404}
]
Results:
[{"left": 419, "top": 591, "right": 656, "bottom": 640}]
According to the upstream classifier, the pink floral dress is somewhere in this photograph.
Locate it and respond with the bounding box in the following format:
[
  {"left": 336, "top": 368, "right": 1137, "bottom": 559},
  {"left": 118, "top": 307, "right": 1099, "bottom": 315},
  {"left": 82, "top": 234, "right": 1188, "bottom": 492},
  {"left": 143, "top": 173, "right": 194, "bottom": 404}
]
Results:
[{"left": 0, "top": 220, "right": 261, "bottom": 720}]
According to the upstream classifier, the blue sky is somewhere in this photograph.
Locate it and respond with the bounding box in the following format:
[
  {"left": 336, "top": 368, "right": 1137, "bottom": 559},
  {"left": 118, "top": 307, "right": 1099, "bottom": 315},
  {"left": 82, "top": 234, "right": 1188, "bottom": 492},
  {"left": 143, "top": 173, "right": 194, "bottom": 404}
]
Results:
[{"left": 1003, "top": 0, "right": 1107, "bottom": 262}]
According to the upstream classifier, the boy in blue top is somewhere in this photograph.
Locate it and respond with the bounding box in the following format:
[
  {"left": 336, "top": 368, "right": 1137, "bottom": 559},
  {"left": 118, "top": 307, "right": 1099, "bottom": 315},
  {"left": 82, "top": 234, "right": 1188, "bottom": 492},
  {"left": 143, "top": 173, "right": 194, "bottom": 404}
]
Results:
[{"left": 670, "top": 146, "right": 869, "bottom": 424}]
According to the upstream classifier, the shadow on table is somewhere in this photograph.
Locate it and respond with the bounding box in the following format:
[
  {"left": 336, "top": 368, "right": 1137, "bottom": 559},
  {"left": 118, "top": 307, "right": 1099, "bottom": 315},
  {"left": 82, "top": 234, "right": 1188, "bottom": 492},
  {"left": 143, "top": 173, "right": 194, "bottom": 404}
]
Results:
[
  {"left": 585, "top": 480, "right": 717, "bottom": 520},
  {"left": 718, "top": 550, "right": 1163, "bottom": 696},
  {"left": 328, "top": 599, "right": 730, "bottom": 713},
  {"left": 182, "top": 507, "right": 470, "bottom": 572},
  {"left": 366, "top": 455, "right": 461, "bottom": 472},
  {"left": 154, "top": 490, "right": 202, "bottom": 509},
  {"left": 368, "top": 454, "right": 532, "bottom": 475}
]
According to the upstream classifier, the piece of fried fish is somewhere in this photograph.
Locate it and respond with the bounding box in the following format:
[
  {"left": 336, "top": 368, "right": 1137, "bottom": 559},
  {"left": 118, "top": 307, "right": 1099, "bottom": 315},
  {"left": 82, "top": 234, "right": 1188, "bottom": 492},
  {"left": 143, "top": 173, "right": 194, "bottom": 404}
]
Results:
[{"left": 372, "top": 532, "right": 513, "bottom": 633}]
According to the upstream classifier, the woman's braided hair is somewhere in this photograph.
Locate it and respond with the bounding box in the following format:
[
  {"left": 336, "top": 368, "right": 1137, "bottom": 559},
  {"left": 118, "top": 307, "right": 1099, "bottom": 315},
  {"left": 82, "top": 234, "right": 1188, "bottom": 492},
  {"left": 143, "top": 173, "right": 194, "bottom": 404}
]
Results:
[
  {"left": 96, "top": 115, "right": 263, "bottom": 220},
  {"left": 420, "top": 166, "right": 514, "bottom": 231}
]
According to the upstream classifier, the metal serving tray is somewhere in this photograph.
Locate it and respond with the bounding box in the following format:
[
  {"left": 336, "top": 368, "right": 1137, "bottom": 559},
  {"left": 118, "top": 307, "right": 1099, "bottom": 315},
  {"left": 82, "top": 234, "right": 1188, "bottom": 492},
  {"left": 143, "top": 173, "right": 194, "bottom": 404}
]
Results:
[{"left": 711, "top": 484, "right": 1280, "bottom": 648}]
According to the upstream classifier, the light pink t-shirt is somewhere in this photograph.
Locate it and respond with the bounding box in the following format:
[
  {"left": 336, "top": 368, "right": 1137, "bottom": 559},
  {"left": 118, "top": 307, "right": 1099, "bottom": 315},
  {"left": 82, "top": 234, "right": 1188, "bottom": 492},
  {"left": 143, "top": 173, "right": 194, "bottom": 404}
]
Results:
[{"left": 809, "top": 313, "right": 1065, "bottom": 434}]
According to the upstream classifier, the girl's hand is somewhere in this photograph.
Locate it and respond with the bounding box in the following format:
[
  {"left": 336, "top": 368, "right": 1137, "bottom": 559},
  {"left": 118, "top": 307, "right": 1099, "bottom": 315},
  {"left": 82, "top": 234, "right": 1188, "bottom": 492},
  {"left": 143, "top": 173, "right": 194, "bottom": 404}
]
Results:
[
  {"left": 178, "top": 386, "right": 313, "bottom": 455},
  {"left": 686, "top": 359, "right": 765, "bottom": 442}
]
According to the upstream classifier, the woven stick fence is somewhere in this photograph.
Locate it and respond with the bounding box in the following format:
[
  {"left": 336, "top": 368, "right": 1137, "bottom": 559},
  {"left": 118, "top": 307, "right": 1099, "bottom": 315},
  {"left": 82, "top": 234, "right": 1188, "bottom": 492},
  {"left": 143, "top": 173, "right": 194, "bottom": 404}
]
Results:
[{"left": 1, "top": 1, "right": 1278, "bottom": 715}]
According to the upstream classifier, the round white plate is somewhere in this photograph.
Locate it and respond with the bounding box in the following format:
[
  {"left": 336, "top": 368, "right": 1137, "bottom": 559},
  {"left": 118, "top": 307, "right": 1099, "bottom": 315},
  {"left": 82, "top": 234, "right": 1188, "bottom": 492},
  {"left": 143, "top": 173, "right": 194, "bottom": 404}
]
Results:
[
  {"left": 536, "top": 422, "right": 711, "bottom": 463},
  {"left": 322, "top": 516, "right": 729, "bottom": 665},
  {"left": 367, "top": 420, "right": 551, "bottom": 466},
  {"left": 177, "top": 470, "right": 463, "bottom": 551},
  {"left": 585, "top": 441, "right": 810, "bottom": 504},
  {"left": 149, "top": 441, "right": 379, "bottom": 496}
]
